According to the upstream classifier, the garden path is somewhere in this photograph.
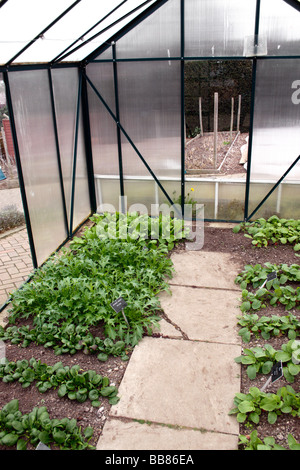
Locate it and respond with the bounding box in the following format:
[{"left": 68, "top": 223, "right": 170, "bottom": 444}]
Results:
[
  {"left": 0, "top": 227, "right": 33, "bottom": 318},
  {"left": 97, "top": 249, "right": 242, "bottom": 450}
]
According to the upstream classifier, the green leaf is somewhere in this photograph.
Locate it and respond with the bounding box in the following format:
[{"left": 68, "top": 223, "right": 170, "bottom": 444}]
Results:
[
  {"left": 247, "top": 365, "right": 257, "bottom": 380},
  {"left": 267, "top": 411, "right": 278, "bottom": 424},
  {"left": 238, "top": 400, "right": 255, "bottom": 413},
  {"left": 53, "top": 430, "right": 66, "bottom": 444},
  {"left": 1, "top": 433, "right": 19, "bottom": 446}
]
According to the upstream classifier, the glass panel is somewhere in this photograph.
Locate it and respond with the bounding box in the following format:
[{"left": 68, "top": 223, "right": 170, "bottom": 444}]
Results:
[
  {"left": 8, "top": 70, "right": 67, "bottom": 265},
  {"left": 259, "top": 0, "right": 300, "bottom": 56},
  {"left": 52, "top": 68, "right": 90, "bottom": 230},
  {"left": 116, "top": 0, "right": 180, "bottom": 59},
  {"left": 248, "top": 59, "right": 300, "bottom": 219},
  {"left": 185, "top": 0, "right": 256, "bottom": 58},
  {"left": 118, "top": 60, "right": 181, "bottom": 180}
]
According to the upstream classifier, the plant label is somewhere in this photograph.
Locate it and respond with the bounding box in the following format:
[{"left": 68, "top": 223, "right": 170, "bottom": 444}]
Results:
[
  {"left": 271, "top": 361, "right": 283, "bottom": 383},
  {"left": 110, "top": 297, "right": 128, "bottom": 313},
  {"left": 36, "top": 441, "right": 51, "bottom": 450},
  {"left": 260, "top": 271, "right": 277, "bottom": 288},
  {"left": 111, "top": 297, "right": 130, "bottom": 327}
]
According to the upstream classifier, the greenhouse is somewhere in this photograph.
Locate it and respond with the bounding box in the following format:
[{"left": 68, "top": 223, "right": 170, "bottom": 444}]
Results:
[{"left": 0, "top": 0, "right": 300, "bottom": 268}]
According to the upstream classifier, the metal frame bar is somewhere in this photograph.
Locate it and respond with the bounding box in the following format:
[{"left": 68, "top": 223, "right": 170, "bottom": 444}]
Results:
[
  {"left": 5, "top": 0, "right": 83, "bottom": 66},
  {"left": 283, "top": 0, "right": 300, "bottom": 12},
  {"left": 3, "top": 71, "right": 38, "bottom": 269},
  {"left": 180, "top": 0, "right": 185, "bottom": 216},
  {"left": 69, "top": 70, "right": 83, "bottom": 235},
  {"left": 80, "top": 66, "right": 97, "bottom": 215},
  {"left": 112, "top": 42, "right": 125, "bottom": 213},
  {"left": 48, "top": 68, "right": 70, "bottom": 238},
  {"left": 244, "top": 0, "right": 261, "bottom": 221}
]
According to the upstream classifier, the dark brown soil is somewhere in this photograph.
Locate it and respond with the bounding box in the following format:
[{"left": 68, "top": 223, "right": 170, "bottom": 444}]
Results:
[
  {"left": 185, "top": 131, "right": 248, "bottom": 175},
  {"left": 0, "top": 223, "right": 299, "bottom": 450}
]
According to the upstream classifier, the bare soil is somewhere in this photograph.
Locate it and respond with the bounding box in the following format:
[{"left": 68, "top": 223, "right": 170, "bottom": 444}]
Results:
[
  {"left": 185, "top": 131, "right": 248, "bottom": 175},
  {"left": 0, "top": 224, "right": 299, "bottom": 450}
]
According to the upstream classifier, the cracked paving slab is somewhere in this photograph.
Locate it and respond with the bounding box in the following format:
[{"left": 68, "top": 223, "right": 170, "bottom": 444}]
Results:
[{"left": 159, "top": 286, "right": 241, "bottom": 344}]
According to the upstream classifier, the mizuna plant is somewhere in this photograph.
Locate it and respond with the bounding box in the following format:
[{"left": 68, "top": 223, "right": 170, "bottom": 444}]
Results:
[{"left": 0, "top": 212, "right": 189, "bottom": 359}]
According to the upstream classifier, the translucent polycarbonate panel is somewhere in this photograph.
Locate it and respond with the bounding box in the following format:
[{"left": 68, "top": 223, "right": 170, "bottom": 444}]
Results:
[
  {"left": 0, "top": 0, "right": 75, "bottom": 64},
  {"left": 15, "top": 0, "right": 125, "bottom": 63},
  {"left": 86, "top": 62, "right": 119, "bottom": 178},
  {"left": 248, "top": 182, "right": 279, "bottom": 220},
  {"left": 185, "top": 180, "right": 216, "bottom": 219},
  {"left": 259, "top": 0, "right": 300, "bottom": 56},
  {"left": 124, "top": 179, "right": 157, "bottom": 213},
  {"left": 249, "top": 59, "right": 300, "bottom": 219},
  {"left": 185, "top": 0, "right": 256, "bottom": 57},
  {"left": 51, "top": 68, "right": 78, "bottom": 225},
  {"left": 66, "top": 0, "right": 157, "bottom": 62},
  {"left": 95, "top": 177, "right": 121, "bottom": 213},
  {"left": 250, "top": 59, "right": 300, "bottom": 181},
  {"left": 279, "top": 183, "right": 300, "bottom": 219},
  {"left": 52, "top": 68, "right": 90, "bottom": 230},
  {"left": 8, "top": 70, "right": 67, "bottom": 265},
  {"left": 117, "top": 60, "right": 181, "bottom": 178},
  {"left": 115, "top": 0, "right": 180, "bottom": 59},
  {"left": 217, "top": 182, "right": 245, "bottom": 221}
]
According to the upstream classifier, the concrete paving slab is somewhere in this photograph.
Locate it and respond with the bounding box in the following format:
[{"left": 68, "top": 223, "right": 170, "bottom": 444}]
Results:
[
  {"left": 110, "top": 336, "right": 241, "bottom": 435},
  {"left": 97, "top": 418, "right": 238, "bottom": 450},
  {"left": 152, "top": 317, "right": 183, "bottom": 339},
  {"left": 159, "top": 286, "right": 241, "bottom": 344},
  {"left": 170, "top": 251, "right": 240, "bottom": 290}
]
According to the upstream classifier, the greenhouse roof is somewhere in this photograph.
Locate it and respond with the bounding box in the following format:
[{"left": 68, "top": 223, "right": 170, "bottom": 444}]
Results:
[
  {"left": 0, "top": 0, "right": 158, "bottom": 66},
  {"left": 0, "top": 0, "right": 299, "bottom": 67}
]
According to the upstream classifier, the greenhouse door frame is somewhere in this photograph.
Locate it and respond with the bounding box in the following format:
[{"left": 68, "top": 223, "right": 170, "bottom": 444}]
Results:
[{"left": 3, "top": 63, "right": 97, "bottom": 270}]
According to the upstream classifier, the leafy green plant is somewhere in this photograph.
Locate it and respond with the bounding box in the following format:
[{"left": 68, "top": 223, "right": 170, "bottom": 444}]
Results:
[
  {"left": 239, "top": 430, "right": 300, "bottom": 450},
  {"left": 235, "top": 262, "right": 300, "bottom": 290},
  {"left": 1, "top": 213, "right": 188, "bottom": 359},
  {"left": 0, "top": 399, "right": 94, "bottom": 450},
  {"left": 237, "top": 312, "right": 300, "bottom": 342},
  {"left": 233, "top": 215, "right": 300, "bottom": 250},
  {"left": 0, "top": 358, "right": 119, "bottom": 406},
  {"left": 229, "top": 385, "right": 300, "bottom": 425},
  {"left": 240, "top": 285, "right": 300, "bottom": 312},
  {"left": 234, "top": 340, "right": 300, "bottom": 382}
]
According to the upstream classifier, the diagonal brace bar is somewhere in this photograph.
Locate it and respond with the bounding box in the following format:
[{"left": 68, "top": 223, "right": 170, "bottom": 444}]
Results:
[{"left": 246, "top": 155, "right": 300, "bottom": 221}]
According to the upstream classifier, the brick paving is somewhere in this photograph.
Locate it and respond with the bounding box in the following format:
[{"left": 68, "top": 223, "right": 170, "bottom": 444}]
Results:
[{"left": 0, "top": 228, "right": 33, "bottom": 307}]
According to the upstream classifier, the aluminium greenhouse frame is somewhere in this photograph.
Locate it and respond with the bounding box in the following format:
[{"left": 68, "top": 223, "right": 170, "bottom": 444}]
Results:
[{"left": 0, "top": 0, "right": 300, "bottom": 271}]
